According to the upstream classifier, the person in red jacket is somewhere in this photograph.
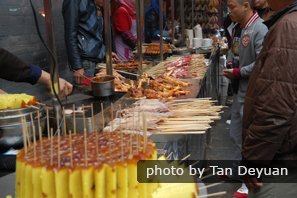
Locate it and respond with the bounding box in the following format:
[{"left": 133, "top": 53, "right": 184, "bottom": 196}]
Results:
[{"left": 112, "top": 0, "right": 137, "bottom": 62}]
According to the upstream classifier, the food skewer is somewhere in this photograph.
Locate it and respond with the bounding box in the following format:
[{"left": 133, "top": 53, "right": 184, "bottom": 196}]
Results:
[
  {"left": 50, "top": 128, "right": 54, "bottom": 166},
  {"left": 37, "top": 112, "right": 43, "bottom": 161},
  {"left": 69, "top": 130, "right": 73, "bottom": 167},
  {"left": 63, "top": 107, "right": 67, "bottom": 135},
  {"left": 142, "top": 112, "right": 147, "bottom": 152},
  {"left": 73, "top": 104, "right": 77, "bottom": 134},
  {"left": 21, "top": 116, "right": 28, "bottom": 155},
  {"left": 91, "top": 103, "right": 95, "bottom": 131},
  {"left": 101, "top": 103, "right": 105, "bottom": 129},
  {"left": 84, "top": 128, "right": 88, "bottom": 167},
  {"left": 82, "top": 105, "right": 86, "bottom": 131},
  {"left": 119, "top": 105, "right": 124, "bottom": 160},
  {"left": 58, "top": 129, "right": 61, "bottom": 168},
  {"left": 46, "top": 108, "right": 50, "bottom": 139},
  {"left": 110, "top": 103, "right": 114, "bottom": 132},
  {"left": 30, "top": 113, "right": 37, "bottom": 161}
]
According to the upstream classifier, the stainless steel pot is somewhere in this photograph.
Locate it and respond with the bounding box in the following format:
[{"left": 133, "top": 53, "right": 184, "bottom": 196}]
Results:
[
  {"left": 0, "top": 105, "right": 46, "bottom": 153},
  {"left": 91, "top": 75, "right": 115, "bottom": 97}
]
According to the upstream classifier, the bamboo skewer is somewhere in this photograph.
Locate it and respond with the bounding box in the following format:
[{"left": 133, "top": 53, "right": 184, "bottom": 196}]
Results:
[
  {"left": 50, "top": 128, "right": 54, "bottom": 166},
  {"left": 119, "top": 105, "right": 124, "bottom": 160},
  {"left": 142, "top": 112, "right": 147, "bottom": 152},
  {"left": 199, "top": 191, "right": 227, "bottom": 198},
  {"left": 30, "top": 113, "right": 37, "bottom": 161},
  {"left": 69, "top": 130, "right": 73, "bottom": 167},
  {"left": 38, "top": 112, "right": 43, "bottom": 161},
  {"left": 82, "top": 105, "right": 86, "bottom": 131},
  {"left": 63, "top": 107, "right": 67, "bottom": 135},
  {"left": 91, "top": 103, "right": 95, "bottom": 131},
  {"left": 84, "top": 128, "right": 88, "bottom": 167},
  {"left": 46, "top": 109, "right": 50, "bottom": 139},
  {"left": 101, "top": 103, "right": 105, "bottom": 129},
  {"left": 111, "top": 103, "right": 114, "bottom": 132},
  {"left": 58, "top": 129, "right": 61, "bottom": 168},
  {"left": 73, "top": 104, "right": 77, "bottom": 134},
  {"left": 21, "top": 117, "right": 28, "bottom": 155}
]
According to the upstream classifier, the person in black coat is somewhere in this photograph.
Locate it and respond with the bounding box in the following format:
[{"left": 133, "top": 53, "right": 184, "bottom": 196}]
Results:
[{"left": 0, "top": 48, "right": 72, "bottom": 96}]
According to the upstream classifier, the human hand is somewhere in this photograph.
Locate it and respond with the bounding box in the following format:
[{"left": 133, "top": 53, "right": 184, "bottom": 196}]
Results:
[
  {"left": 243, "top": 176, "right": 263, "bottom": 192},
  {"left": 58, "top": 78, "right": 73, "bottom": 97},
  {"left": 223, "top": 69, "right": 235, "bottom": 79},
  {"left": 73, "top": 68, "right": 85, "bottom": 84},
  {"left": 38, "top": 70, "right": 73, "bottom": 97},
  {"left": 0, "top": 89, "right": 7, "bottom": 94},
  {"left": 112, "top": 52, "right": 119, "bottom": 63}
]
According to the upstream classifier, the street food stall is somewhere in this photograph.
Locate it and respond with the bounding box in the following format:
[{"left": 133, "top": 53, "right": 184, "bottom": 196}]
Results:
[{"left": 0, "top": 0, "right": 228, "bottom": 197}]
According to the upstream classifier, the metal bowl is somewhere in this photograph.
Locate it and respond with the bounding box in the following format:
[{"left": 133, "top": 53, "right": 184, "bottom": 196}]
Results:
[
  {"left": 91, "top": 75, "right": 115, "bottom": 97},
  {"left": 0, "top": 105, "right": 46, "bottom": 153}
]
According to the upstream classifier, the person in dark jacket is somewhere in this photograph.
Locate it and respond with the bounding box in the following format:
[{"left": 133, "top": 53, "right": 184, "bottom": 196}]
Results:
[
  {"left": 252, "top": 0, "right": 274, "bottom": 20},
  {"left": 144, "top": 0, "right": 169, "bottom": 43},
  {"left": 0, "top": 48, "right": 73, "bottom": 97},
  {"left": 63, "top": 0, "right": 111, "bottom": 84},
  {"left": 242, "top": 0, "right": 297, "bottom": 196}
]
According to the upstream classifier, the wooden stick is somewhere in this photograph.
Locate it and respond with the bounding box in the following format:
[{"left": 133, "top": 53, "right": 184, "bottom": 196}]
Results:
[
  {"left": 91, "top": 103, "right": 95, "bottom": 132},
  {"left": 129, "top": 133, "right": 133, "bottom": 159},
  {"left": 63, "top": 107, "right": 67, "bottom": 135},
  {"left": 82, "top": 105, "right": 86, "bottom": 131},
  {"left": 21, "top": 116, "right": 28, "bottom": 155},
  {"left": 199, "top": 191, "right": 227, "bottom": 198},
  {"left": 39, "top": 125, "right": 43, "bottom": 162},
  {"left": 142, "top": 112, "right": 147, "bottom": 152},
  {"left": 101, "top": 103, "right": 105, "bottom": 129},
  {"left": 181, "top": 154, "right": 191, "bottom": 161},
  {"left": 110, "top": 103, "right": 114, "bottom": 132},
  {"left": 73, "top": 104, "right": 77, "bottom": 134},
  {"left": 166, "top": 152, "right": 173, "bottom": 160},
  {"left": 58, "top": 128, "right": 61, "bottom": 168},
  {"left": 119, "top": 105, "right": 123, "bottom": 160},
  {"left": 199, "top": 182, "right": 224, "bottom": 190},
  {"left": 30, "top": 113, "right": 37, "bottom": 161},
  {"left": 69, "top": 130, "right": 73, "bottom": 167},
  {"left": 56, "top": 108, "right": 60, "bottom": 133},
  {"left": 37, "top": 111, "right": 41, "bottom": 137},
  {"left": 26, "top": 118, "right": 31, "bottom": 147},
  {"left": 50, "top": 128, "right": 54, "bottom": 166},
  {"left": 84, "top": 128, "right": 88, "bottom": 167}
]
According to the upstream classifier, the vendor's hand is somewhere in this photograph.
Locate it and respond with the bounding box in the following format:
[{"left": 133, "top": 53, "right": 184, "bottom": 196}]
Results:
[
  {"left": 243, "top": 176, "right": 263, "bottom": 192},
  {"left": 58, "top": 78, "right": 73, "bottom": 97},
  {"left": 223, "top": 69, "right": 235, "bottom": 79},
  {"left": 38, "top": 70, "right": 73, "bottom": 97},
  {"left": 112, "top": 52, "right": 119, "bottom": 63},
  {"left": 73, "top": 68, "right": 85, "bottom": 84},
  {"left": 0, "top": 89, "right": 7, "bottom": 94}
]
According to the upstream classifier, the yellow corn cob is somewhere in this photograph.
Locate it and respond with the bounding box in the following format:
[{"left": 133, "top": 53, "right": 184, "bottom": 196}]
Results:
[
  {"left": 94, "top": 165, "right": 106, "bottom": 198},
  {"left": 82, "top": 168, "right": 95, "bottom": 198},
  {"left": 15, "top": 160, "right": 22, "bottom": 198},
  {"left": 106, "top": 165, "right": 116, "bottom": 198},
  {"left": 32, "top": 167, "right": 42, "bottom": 198},
  {"left": 116, "top": 164, "right": 128, "bottom": 198},
  {"left": 69, "top": 169, "right": 83, "bottom": 198},
  {"left": 128, "top": 161, "right": 138, "bottom": 198},
  {"left": 55, "top": 169, "right": 69, "bottom": 198},
  {"left": 41, "top": 167, "right": 56, "bottom": 198},
  {"left": 24, "top": 164, "right": 33, "bottom": 198}
]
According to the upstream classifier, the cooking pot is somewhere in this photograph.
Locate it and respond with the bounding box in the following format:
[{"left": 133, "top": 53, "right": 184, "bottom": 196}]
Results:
[
  {"left": 91, "top": 75, "right": 115, "bottom": 97},
  {"left": 0, "top": 105, "right": 46, "bottom": 153}
]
